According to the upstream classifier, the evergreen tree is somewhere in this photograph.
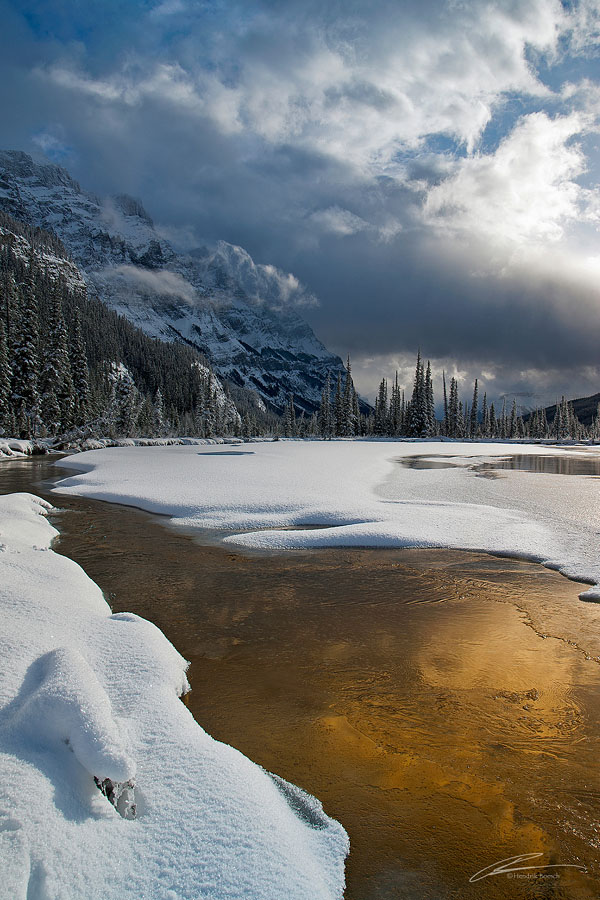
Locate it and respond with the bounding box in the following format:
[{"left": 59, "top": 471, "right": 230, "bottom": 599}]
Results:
[
  {"left": 352, "top": 388, "right": 360, "bottom": 435},
  {"left": 318, "top": 373, "right": 333, "bottom": 438},
  {"left": 374, "top": 378, "right": 388, "bottom": 435},
  {"left": 424, "top": 360, "right": 435, "bottom": 435},
  {"left": 390, "top": 372, "right": 402, "bottom": 436},
  {"left": 469, "top": 379, "right": 479, "bottom": 438},
  {"left": 448, "top": 377, "right": 459, "bottom": 438},
  {"left": 112, "top": 365, "right": 139, "bottom": 436},
  {"left": 456, "top": 400, "right": 465, "bottom": 438},
  {"left": 40, "top": 287, "right": 74, "bottom": 435},
  {"left": 153, "top": 387, "right": 166, "bottom": 436},
  {"left": 442, "top": 371, "right": 449, "bottom": 437},
  {"left": 70, "top": 308, "right": 90, "bottom": 427},
  {"left": 334, "top": 373, "right": 343, "bottom": 436},
  {"left": 499, "top": 399, "right": 507, "bottom": 439},
  {"left": 11, "top": 258, "right": 40, "bottom": 437},
  {"left": 407, "top": 351, "right": 429, "bottom": 437},
  {"left": 489, "top": 402, "right": 497, "bottom": 439},
  {"left": 591, "top": 403, "right": 600, "bottom": 441},
  {"left": 481, "top": 392, "right": 489, "bottom": 439},
  {"left": 341, "top": 356, "right": 356, "bottom": 436},
  {"left": 508, "top": 399, "right": 518, "bottom": 439},
  {"left": 284, "top": 393, "right": 296, "bottom": 437},
  {"left": 0, "top": 318, "right": 11, "bottom": 434}
]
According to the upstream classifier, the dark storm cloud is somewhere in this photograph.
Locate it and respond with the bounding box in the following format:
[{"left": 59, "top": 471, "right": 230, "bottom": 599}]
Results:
[{"left": 1, "top": 0, "right": 599, "bottom": 402}]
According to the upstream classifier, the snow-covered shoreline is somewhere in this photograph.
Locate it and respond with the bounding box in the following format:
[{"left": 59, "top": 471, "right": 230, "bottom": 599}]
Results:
[
  {"left": 53, "top": 440, "right": 600, "bottom": 601},
  {"left": 0, "top": 493, "right": 348, "bottom": 900},
  {"left": 0, "top": 436, "right": 245, "bottom": 460}
]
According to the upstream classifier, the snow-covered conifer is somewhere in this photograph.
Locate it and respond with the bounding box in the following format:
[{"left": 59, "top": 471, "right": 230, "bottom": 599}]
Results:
[
  {"left": 40, "top": 287, "right": 74, "bottom": 435},
  {"left": 508, "top": 399, "right": 518, "bottom": 439},
  {"left": 407, "top": 351, "right": 429, "bottom": 437},
  {"left": 318, "top": 373, "right": 332, "bottom": 438},
  {"left": 284, "top": 393, "right": 296, "bottom": 437},
  {"left": 70, "top": 308, "right": 90, "bottom": 427},
  {"left": 374, "top": 378, "right": 388, "bottom": 435},
  {"left": 11, "top": 258, "right": 40, "bottom": 437},
  {"left": 448, "top": 377, "right": 459, "bottom": 438},
  {"left": 469, "top": 379, "right": 479, "bottom": 438},
  {"left": 341, "top": 356, "right": 356, "bottom": 436},
  {"left": 153, "top": 387, "right": 166, "bottom": 436},
  {"left": 481, "top": 392, "right": 489, "bottom": 438},
  {"left": 0, "top": 318, "right": 11, "bottom": 434},
  {"left": 334, "top": 373, "right": 343, "bottom": 436},
  {"left": 424, "top": 360, "right": 435, "bottom": 435}
]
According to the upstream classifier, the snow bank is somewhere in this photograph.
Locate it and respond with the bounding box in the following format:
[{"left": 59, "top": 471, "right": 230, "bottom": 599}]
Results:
[
  {"left": 54, "top": 440, "right": 600, "bottom": 601},
  {"left": 0, "top": 439, "right": 38, "bottom": 458},
  {"left": 0, "top": 493, "right": 348, "bottom": 899},
  {"left": 0, "top": 436, "right": 244, "bottom": 458}
]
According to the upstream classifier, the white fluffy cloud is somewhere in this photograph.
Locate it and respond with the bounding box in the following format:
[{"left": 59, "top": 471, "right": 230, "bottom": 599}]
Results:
[
  {"left": 41, "top": 0, "right": 568, "bottom": 171},
  {"left": 423, "top": 112, "right": 589, "bottom": 246},
  {"left": 309, "top": 206, "right": 370, "bottom": 236},
  {"left": 103, "top": 265, "right": 197, "bottom": 302}
]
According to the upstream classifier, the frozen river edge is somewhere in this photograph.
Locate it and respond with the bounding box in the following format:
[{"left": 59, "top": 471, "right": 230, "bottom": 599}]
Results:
[
  {"left": 53, "top": 439, "right": 600, "bottom": 602},
  {"left": 0, "top": 492, "right": 348, "bottom": 900}
]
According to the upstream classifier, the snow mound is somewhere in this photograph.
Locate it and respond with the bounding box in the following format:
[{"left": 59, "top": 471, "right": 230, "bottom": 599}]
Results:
[
  {"left": 13, "top": 647, "right": 135, "bottom": 785},
  {"left": 0, "top": 439, "right": 37, "bottom": 458},
  {"left": 0, "top": 492, "right": 348, "bottom": 899}
]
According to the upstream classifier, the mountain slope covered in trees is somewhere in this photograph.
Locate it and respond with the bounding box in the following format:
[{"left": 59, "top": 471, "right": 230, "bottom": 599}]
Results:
[
  {"left": 0, "top": 210, "right": 272, "bottom": 439},
  {"left": 0, "top": 150, "right": 346, "bottom": 415}
]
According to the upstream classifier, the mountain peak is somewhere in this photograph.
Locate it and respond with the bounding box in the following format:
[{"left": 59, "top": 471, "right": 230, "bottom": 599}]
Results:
[
  {"left": 113, "top": 193, "right": 154, "bottom": 226},
  {"left": 0, "top": 149, "right": 81, "bottom": 192}
]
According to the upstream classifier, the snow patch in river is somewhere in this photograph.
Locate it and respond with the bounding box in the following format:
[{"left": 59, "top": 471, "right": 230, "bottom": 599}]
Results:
[{"left": 54, "top": 440, "right": 600, "bottom": 601}]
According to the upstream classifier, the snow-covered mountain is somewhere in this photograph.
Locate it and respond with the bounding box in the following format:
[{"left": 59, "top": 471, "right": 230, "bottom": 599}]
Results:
[{"left": 0, "top": 150, "right": 345, "bottom": 414}]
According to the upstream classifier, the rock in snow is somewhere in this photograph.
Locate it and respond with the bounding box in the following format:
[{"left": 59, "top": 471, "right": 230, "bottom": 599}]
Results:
[{"left": 0, "top": 493, "right": 348, "bottom": 900}]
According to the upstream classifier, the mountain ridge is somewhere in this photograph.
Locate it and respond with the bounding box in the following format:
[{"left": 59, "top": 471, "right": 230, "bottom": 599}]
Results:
[{"left": 0, "top": 149, "right": 346, "bottom": 414}]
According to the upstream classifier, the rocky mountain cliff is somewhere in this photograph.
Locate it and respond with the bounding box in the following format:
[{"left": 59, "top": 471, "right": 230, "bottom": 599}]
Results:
[{"left": 0, "top": 150, "right": 345, "bottom": 414}]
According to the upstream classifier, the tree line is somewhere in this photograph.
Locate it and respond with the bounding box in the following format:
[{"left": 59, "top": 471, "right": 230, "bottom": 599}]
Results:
[{"left": 293, "top": 351, "right": 600, "bottom": 441}]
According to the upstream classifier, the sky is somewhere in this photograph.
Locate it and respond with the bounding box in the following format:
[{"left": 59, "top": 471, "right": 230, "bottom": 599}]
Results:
[{"left": 1, "top": 0, "right": 600, "bottom": 405}]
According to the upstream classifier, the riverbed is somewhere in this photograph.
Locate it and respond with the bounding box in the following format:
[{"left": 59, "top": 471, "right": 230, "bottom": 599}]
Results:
[{"left": 2, "top": 455, "right": 600, "bottom": 899}]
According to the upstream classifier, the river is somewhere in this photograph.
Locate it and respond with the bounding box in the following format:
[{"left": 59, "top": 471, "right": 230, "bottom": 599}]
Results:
[{"left": 2, "top": 455, "right": 600, "bottom": 899}]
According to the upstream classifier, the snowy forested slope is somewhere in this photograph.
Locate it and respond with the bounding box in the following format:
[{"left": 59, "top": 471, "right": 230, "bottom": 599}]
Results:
[{"left": 0, "top": 151, "right": 345, "bottom": 414}]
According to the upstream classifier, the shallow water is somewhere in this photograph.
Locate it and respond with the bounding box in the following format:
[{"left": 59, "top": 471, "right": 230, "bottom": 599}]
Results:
[
  {"left": 399, "top": 452, "right": 600, "bottom": 477},
  {"left": 2, "top": 456, "right": 600, "bottom": 898}
]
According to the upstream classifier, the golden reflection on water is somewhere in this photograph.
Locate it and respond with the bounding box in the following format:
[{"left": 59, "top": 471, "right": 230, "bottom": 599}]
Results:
[{"left": 1, "top": 458, "right": 600, "bottom": 899}]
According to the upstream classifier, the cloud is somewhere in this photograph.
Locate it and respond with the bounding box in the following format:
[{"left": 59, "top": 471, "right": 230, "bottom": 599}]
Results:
[
  {"left": 149, "top": 0, "right": 186, "bottom": 18},
  {"left": 423, "top": 112, "right": 589, "bottom": 246},
  {"left": 309, "top": 206, "right": 370, "bottom": 236},
  {"left": 36, "top": 0, "right": 566, "bottom": 172},
  {"left": 32, "top": 126, "right": 73, "bottom": 162},
  {"left": 202, "top": 241, "right": 318, "bottom": 308},
  {"left": 101, "top": 265, "right": 197, "bottom": 303}
]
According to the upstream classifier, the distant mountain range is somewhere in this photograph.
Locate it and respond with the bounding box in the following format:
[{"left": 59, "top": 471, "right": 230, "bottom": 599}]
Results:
[{"left": 0, "top": 150, "right": 347, "bottom": 415}]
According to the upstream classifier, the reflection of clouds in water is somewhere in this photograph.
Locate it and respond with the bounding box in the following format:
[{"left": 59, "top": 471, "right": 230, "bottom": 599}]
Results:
[{"left": 398, "top": 453, "right": 600, "bottom": 477}]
